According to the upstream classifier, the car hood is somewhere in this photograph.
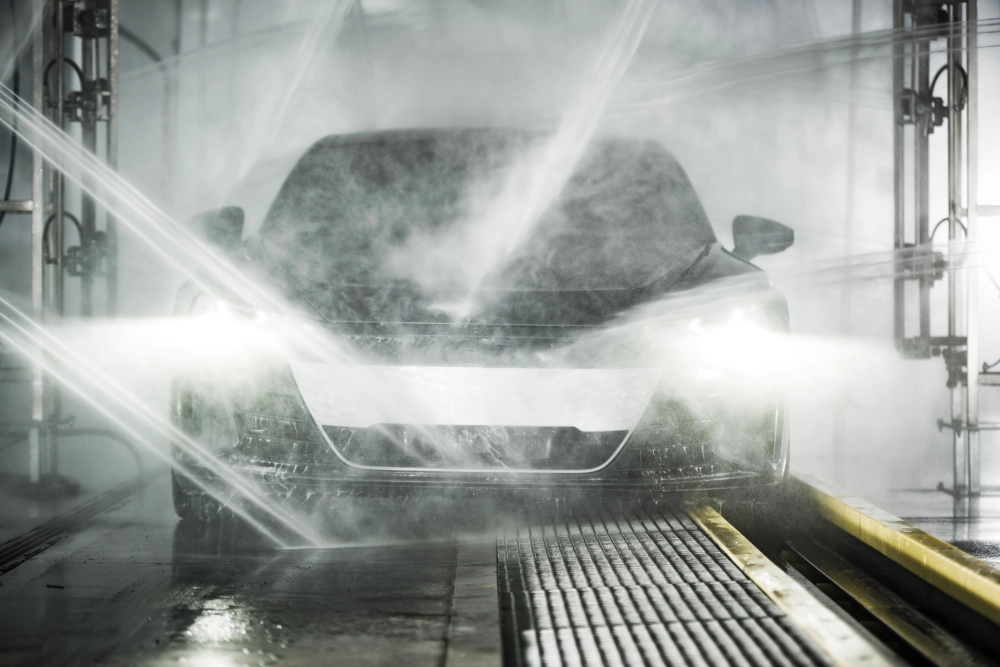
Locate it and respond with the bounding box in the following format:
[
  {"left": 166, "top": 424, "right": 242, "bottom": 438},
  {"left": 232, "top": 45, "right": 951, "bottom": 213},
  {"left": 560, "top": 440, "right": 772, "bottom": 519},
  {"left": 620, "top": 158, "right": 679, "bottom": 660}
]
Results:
[{"left": 269, "top": 242, "right": 713, "bottom": 327}]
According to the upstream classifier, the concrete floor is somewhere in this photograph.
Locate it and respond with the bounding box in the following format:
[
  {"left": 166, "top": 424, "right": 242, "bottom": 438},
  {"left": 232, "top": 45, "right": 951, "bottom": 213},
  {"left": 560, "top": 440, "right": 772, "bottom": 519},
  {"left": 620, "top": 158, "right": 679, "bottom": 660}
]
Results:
[
  {"left": 0, "top": 478, "right": 500, "bottom": 667},
  {"left": 4, "top": 471, "right": 1000, "bottom": 666}
]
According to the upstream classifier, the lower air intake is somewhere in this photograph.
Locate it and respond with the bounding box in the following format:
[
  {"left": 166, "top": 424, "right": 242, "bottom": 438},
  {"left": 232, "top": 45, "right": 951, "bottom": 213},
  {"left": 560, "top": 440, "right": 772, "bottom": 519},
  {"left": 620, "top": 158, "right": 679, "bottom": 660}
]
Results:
[{"left": 323, "top": 425, "right": 628, "bottom": 470}]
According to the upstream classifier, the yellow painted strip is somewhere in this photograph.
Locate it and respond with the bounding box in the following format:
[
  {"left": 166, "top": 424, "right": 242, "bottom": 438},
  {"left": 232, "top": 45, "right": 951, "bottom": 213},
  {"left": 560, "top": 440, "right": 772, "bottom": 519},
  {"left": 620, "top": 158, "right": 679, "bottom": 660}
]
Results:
[
  {"left": 794, "top": 474, "right": 1000, "bottom": 627},
  {"left": 688, "top": 505, "right": 901, "bottom": 667}
]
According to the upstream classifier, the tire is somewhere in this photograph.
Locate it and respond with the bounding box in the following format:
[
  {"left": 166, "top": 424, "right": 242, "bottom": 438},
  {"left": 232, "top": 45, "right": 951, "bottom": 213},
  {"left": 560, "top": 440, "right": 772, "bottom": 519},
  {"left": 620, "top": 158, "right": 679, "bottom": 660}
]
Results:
[{"left": 171, "top": 469, "right": 222, "bottom": 522}]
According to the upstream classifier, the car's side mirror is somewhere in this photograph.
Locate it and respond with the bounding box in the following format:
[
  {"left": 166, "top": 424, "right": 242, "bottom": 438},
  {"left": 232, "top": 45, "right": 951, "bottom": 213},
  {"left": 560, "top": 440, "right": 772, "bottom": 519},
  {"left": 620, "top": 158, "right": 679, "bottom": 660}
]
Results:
[
  {"left": 731, "top": 215, "right": 794, "bottom": 261},
  {"left": 190, "top": 206, "right": 244, "bottom": 251}
]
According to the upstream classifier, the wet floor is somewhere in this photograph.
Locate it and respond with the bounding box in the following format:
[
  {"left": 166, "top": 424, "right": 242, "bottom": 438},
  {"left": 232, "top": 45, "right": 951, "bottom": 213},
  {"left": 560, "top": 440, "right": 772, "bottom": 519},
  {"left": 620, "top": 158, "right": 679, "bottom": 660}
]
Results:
[
  {"left": 856, "top": 487, "right": 1000, "bottom": 568},
  {"left": 0, "top": 477, "right": 499, "bottom": 667},
  {"left": 6, "top": 473, "right": 1000, "bottom": 666}
]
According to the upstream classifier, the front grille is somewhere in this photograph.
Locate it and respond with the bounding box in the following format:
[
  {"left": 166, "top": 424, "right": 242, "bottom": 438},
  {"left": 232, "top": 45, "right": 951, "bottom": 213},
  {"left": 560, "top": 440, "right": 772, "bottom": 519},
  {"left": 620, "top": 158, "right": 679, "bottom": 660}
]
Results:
[
  {"left": 324, "top": 425, "right": 627, "bottom": 470},
  {"left": 498, "top": 510, "right": 828, "bottom": 666},
  {"left": 218, "top": 364, "right": 778, "bottom": 482}
]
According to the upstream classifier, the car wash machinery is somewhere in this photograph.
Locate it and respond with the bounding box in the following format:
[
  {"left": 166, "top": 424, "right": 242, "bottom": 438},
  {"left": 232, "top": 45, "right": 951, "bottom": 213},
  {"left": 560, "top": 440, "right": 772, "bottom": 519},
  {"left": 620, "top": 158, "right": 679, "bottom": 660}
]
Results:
[
  {"left": 0, "top": 0, "right": 134, "bottom": 492},
  {"left": 892, "top": 0, "right": 999, "bottom": 496}
]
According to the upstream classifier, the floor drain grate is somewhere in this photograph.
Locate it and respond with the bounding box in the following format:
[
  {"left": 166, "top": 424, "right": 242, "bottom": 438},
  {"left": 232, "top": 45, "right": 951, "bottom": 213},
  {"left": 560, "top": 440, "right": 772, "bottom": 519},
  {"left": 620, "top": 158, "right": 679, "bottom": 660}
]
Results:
[{"left": 497, "top": 509, "right": 831, "bottom": 666}]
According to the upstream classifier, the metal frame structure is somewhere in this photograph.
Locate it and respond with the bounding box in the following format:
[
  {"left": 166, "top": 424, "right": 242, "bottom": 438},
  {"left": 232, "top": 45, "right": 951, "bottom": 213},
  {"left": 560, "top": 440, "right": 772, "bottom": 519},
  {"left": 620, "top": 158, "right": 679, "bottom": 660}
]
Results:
[
  {"left": 893, "top": 0, "right": 992, "bottom": 496},
  {"left": 0, "top": 0, "right": 133, "bottom": 492}
]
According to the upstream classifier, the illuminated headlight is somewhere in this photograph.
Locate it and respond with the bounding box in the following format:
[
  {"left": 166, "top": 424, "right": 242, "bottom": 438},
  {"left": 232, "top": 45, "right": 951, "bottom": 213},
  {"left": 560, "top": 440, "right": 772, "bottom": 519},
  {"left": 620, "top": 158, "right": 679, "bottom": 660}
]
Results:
[
  {"left": 684, "top": 303, "right": 785, "bottom": 382},
  {"left": 619, "top": 300, "right": 786, "bottom": 479},
  {"left": 689, "top": 303, "right": 769, "bottom": 334},
  {"left": 216, "top": 298, "right": 270, "bottom": 324},
  {"left": 190, "top": 292, "right": 270, "bottom": 325}
]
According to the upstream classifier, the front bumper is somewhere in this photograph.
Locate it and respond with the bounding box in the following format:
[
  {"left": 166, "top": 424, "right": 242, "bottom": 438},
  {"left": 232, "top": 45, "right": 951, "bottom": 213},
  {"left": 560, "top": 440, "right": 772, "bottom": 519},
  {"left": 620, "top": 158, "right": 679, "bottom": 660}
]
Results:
[
  {"left": 173, "top": 455, "right": 778, "bottom": 504},
  {"left": 172, "top": 356, "right": 788, "bottom": 500},
  {"left": 172, "top": 385, "right": 787, "bottom": 500}
]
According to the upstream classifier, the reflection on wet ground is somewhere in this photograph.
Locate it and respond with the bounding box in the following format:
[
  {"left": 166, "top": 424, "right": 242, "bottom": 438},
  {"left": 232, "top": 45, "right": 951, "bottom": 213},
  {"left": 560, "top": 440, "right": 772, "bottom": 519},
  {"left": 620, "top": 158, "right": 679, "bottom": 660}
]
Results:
[
  {"left": 6, "top": 472, "right": 1000, "bottom": 666},
  {"left": 0, "top": 476, "right": 498, "bottom": 666}
]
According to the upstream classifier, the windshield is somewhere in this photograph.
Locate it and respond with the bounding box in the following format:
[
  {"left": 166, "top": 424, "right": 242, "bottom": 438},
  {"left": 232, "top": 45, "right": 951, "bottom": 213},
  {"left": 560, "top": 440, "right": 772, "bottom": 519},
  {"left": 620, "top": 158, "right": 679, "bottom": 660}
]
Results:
[{"left": 260, "top": 128, "right": 716, "bottom": 293}]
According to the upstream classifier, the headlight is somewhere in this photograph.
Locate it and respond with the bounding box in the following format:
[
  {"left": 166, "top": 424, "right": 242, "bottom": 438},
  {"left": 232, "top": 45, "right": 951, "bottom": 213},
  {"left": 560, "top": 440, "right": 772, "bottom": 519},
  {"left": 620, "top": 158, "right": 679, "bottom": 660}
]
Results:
[
  {"left": 689, "top": 303, "right": 769, "bottom": 333},
  {"left": 216, "top": 298, "right": 270, "bottom": 324},
  {"left": 617, "top": 300, "right": 786, "bottom": 480},
  {"left": 189, "top": 292, "right": 270, "bottom": 324}
]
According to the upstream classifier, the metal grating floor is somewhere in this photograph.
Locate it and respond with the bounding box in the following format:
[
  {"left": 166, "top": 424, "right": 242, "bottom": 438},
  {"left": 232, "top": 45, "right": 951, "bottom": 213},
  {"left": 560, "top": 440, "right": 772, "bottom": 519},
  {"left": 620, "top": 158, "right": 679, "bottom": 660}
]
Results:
[{"left": 498, "top": 509, "right": 832, "bottom": 667}]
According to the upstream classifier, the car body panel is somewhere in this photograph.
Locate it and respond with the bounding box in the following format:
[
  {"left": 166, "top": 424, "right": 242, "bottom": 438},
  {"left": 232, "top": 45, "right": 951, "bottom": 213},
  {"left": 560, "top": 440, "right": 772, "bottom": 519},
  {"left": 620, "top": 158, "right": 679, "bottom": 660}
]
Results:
[{"left": 172, "top": 129, "right": 791, "bottom": 509}]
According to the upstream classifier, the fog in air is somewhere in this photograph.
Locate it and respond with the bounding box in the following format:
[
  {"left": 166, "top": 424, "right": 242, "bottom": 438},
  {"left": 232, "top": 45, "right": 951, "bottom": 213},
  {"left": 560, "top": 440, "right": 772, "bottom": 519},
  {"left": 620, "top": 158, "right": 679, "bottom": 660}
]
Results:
[{"left": 2, "top": 0, "right": 1000, "bottom": 541}]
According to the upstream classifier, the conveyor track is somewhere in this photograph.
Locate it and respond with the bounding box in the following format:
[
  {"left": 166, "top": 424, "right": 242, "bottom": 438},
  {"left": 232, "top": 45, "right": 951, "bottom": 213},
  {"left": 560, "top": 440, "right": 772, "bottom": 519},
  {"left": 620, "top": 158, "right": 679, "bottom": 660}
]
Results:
[{"left": 498, "top": 510, "right": 832, "bottom": 667}]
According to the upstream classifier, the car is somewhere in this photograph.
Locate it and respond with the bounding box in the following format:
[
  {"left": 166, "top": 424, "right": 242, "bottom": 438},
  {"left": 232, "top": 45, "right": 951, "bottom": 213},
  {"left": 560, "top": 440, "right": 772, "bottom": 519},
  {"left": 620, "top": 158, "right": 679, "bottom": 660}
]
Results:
[{"left": 169, "top": 127, "right": 793, "bottom": 521}]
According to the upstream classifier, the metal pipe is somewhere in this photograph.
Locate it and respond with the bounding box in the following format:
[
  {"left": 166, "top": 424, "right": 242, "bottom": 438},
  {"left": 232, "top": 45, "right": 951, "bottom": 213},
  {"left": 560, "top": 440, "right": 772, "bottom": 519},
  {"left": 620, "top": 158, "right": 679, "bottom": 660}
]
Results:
[
  {"left": 892, "top": 0, "right": 905, "bottom": 345},
  {"left": 54, "top": 1, "right": 65, "bottom": 315},
  {"left": 915, "top": 37, "right": 930, "bottom": 340},
  {"left": 79, "top": 35, "right": 96, "bottom": 316},
  {"left": 0, "top": 200, "right": 34, "bottom": 212},
  {"left": 966, "top": 0, "right": 980, "bottom": 495},
  {"left": 106, "top": 0, "right": 119, "bottom": 314},
  {"left": 952, "top": 388, "right": 967, "bottom": 493},
  {"left": 947, "top": 3, "right": 961, "bottom": 340},
  {"left": 833, "top": 0, "right": 863, "bottom": 487},
  {"left": 164, "top": 1, "right": 182, "bottom": 205},
  {"left": 29, "top": 4, "right": 45, "bottom": 483},
  {"left": 946, "top": 0, "right": 967, "bottom": 495},
  {"left": 44, "top": 1, "right": 60, "bottom": 476}
]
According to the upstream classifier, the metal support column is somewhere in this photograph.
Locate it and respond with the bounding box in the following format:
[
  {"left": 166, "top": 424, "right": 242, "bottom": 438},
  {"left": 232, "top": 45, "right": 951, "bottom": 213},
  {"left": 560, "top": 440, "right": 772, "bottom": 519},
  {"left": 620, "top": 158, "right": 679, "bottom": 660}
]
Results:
[
  {"left": 915, "top": 35, "right": 932, "bottom": 339},
  {"left": 28, "top": 4, "right": 46, "bottom": 484},
  {"left": 893, "top": 0, "right": 983, "bottom": 496},
  {"left": 966, "top": 0, "right": 980, "bottom": 495},
  {"left": 947, "top": 2, "right": 968, "bottom": 494},
  {"left": 0, "top": 0, "right": 134, "bottom": 494},
  {"left": 50, "top": 1, "right": 66, "bottom": 314},
  {"left": 106, "top": 0, "right": 119, "bottom": 314},
  {"left": 79, "top": 31, "right": 96, "bottom": 316},
  {"left": 892, "top": 0, "right": 905, "bottom": 344}
]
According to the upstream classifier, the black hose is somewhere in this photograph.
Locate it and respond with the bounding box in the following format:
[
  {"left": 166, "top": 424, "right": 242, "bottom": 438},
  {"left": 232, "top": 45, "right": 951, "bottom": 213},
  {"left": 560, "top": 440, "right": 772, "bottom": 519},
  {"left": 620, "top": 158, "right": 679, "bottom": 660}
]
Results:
[
  {"left": 43, "top": 57, "right": 85, "bottom": 94},
  {"left": 42, "top": 211, "right": 83, "bottom": 263},
  {"left": 929, "top": 63, "right": 969, "bottom": 111},
  {"left": 930, "top": 215, "right": 967, "bottom": 242},
  {"left": 0, "top": 0, "right": 19, "bottom": 231}
]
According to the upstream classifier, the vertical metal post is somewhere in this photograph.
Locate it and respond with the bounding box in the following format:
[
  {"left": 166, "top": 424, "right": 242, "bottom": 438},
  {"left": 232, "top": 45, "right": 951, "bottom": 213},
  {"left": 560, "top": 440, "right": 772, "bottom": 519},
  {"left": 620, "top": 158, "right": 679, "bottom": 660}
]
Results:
[
  {"left": 80, "top": 34, "right": 96, "bottom": 316},
  {"left": 833, "top": 0, "right": 863, "bottom": 487},
  {"left": 28, "top": 6, "right": 46, "bottom": 484},
  {"left": 106, "top": 0, "right": 119, "bottom": 314},
  {"left": 948, "top": 1, "right": 968, "bottom": 495},
  {"left": 947, "top": 3, "right": 961, "bottom": 340},
  {"left": 892, "top": 0, "right": 905, "bottom": 344},
  {"left": 164, "top": 0, "right": 183, "bottom": 205},
  {"left": 53, "top": 3, "right": 65, "bottom": 315},
  {"left": 915, "top": 37, "right": 931, "bottom": 339},
  {"left": 952, "top": 386, "right": 967, "bottom": 492},
  {"left": 966, "top": 0, "right": 980, "bottom": 495},
  {"left": 46, "top": 3, "right": 66, "bottom": 456},
  {"left": 195, "top": 0, "right": 209, "bottom": 207}
]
